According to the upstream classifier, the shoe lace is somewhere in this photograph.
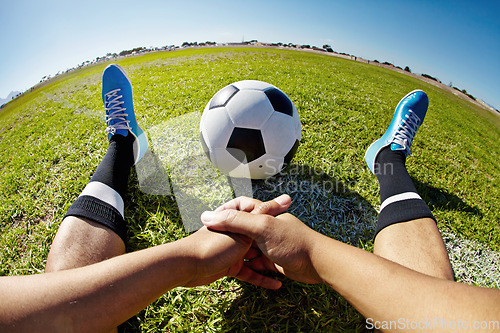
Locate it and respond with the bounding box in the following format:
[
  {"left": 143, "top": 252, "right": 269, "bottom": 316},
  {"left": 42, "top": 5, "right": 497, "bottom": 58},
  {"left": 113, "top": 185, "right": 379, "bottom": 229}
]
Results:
[
  {"left": 392, "top": 109, "right": 421, "bottom": 155},
  {"left": 104, "top": 89, "right": 131, "bottom": 135}
]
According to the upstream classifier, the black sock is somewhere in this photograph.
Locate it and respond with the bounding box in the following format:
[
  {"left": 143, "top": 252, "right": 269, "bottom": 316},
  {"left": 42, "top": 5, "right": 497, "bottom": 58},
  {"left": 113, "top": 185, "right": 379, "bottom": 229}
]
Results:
[
  {"left": 90, "top": 134, "right": 135, "bottom": 198},
  {"left": 64, "top": 134, "right": 135, "bottom": 242},
  {"left": 374, "top": 146, "right": 435, "bottom": 237}
]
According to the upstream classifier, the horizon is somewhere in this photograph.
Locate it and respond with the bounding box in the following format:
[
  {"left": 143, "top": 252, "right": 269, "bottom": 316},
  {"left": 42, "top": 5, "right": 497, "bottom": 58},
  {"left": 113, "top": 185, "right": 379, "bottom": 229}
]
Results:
[
  {"left": 3, "top": 43, "right": 499, "bottom": 113},
  {"left": 1, "top": 0, "right": 499, "bottom": 109}
]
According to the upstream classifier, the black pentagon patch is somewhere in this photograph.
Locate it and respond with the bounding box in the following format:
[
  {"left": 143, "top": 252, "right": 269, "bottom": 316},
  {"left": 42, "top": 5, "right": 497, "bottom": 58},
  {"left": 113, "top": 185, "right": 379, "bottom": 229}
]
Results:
[
  {"left": 200, "top": 132, "right": 211, "bottom": 161},
  {"left": 264, "top": 88, "right": 293, "bottom": 116},
  {"left": 209, "top": 85, "right": 239, "bottom": 109},
  {"left": 283, "top": 139, "right": 300, "bottom": 165},
  {"left": 227, "top": 127, "right": 266, "bottom": 163}
]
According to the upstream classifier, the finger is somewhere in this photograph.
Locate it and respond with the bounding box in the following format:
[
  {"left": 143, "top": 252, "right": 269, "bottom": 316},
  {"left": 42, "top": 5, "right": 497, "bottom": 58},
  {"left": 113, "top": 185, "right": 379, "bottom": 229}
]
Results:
[
  {"left": 213, "top": 196, "right": 262, "bottom": 213},
  {"left": 250, "top": 194, "right": 291, "bottom": 216},
  {"left": 233, "top": 266, "right": 282, "bottom": 290},
  {"left": 201, "top": 209, "right": 269, "bottom": 241},
  {"left": 245, "top": 255, "right": 279, "bottom": 273},
  {"left": 213, "top": 194, "right": 291, "bottom": 216}
]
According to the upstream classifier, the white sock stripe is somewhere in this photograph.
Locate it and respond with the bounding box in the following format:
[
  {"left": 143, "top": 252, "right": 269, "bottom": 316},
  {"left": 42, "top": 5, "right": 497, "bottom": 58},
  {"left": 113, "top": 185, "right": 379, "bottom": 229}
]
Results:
[
  {"left": 79, "top": 181, "right": 124, "bottom": 218},
  {"left": 380, "top": 192, "right": 422, "bottom": 211}
]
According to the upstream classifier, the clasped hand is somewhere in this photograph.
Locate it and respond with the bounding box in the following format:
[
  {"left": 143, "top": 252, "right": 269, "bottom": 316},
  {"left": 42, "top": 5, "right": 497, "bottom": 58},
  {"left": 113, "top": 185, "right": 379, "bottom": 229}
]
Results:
[{"left": 185, "top": 195, "right": 323, "bottom": 289}]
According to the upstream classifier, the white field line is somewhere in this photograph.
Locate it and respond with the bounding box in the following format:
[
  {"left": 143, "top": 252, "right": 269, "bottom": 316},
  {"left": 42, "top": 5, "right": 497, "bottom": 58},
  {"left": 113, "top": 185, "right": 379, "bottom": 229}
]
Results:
[{"left": 442, "top": 231, "right": 500, "bottom": 288}]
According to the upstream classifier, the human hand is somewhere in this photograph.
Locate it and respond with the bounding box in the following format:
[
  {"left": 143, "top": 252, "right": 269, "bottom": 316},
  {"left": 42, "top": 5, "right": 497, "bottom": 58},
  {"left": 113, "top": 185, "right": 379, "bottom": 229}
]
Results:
[
  {"left": 201, "top": 197, "right": 322, "bottom": 284},
  {"left": 182, "top": 196, "right": 291, "bottom": 289},
  {"left": 209, "top": 195, "right": 294, "bottom": 285},
  {"left": 212, "top": 194, "right": 292, "bottom": 215}
]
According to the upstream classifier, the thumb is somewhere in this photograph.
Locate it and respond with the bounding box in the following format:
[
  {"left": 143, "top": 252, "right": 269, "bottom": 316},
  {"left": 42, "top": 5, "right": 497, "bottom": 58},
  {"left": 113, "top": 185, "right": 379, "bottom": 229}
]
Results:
[
  {"left": 201, "top": 209, "right": 269, "bottom": 241},
  {"left": 251, "top": 194, "right": 291, "bottom": 216}
]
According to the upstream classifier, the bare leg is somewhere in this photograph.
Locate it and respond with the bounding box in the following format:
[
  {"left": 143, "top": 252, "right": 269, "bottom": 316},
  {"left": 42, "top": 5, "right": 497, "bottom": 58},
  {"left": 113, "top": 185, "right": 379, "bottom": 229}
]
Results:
[
  {"left": 373, "top": 217, "right": 453, "bottom": 281},
  {"left": 46, "top": 216, "right": 125, "bottom": 272},
  {"left": 45, "top": 217, "right": 125, "bottom": 333}
]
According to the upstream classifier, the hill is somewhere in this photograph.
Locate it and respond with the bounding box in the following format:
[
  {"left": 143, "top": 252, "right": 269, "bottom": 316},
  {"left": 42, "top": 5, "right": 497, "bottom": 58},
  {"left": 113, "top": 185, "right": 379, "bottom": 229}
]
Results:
[{"left": 0, "top": 91, "right": 21, "bottom": 106}]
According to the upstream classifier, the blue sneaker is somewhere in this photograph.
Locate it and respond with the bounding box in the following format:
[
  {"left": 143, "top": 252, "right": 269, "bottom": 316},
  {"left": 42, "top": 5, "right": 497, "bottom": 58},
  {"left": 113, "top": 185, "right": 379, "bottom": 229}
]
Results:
[
  {"left": 102, "top": 64, "right": 148, "bottom": 165},
  {"left": 364, "top": 90, "right": 429, "bottom": 173}
]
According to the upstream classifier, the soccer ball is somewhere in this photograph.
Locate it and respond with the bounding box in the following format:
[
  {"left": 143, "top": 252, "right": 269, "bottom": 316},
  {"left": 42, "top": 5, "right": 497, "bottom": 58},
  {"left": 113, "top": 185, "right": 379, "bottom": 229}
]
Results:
[{"left": 200, "top": 80, "right": 301, "bottom": 179}]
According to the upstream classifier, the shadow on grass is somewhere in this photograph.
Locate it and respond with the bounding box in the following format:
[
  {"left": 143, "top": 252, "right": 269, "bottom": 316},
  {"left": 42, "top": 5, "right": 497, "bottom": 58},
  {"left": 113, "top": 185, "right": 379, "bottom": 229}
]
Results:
[
  {"left": 252, "top": 164, "right": 377, "bottom": 245},
  {"left": 413, "top": 178, "right": 483, "bottom": 217}
]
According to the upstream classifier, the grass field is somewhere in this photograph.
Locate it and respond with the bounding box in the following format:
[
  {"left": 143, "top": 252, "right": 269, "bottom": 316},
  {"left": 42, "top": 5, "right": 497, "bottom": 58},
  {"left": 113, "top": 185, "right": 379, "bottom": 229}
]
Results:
[{"left": 0, "top": 47, "right": 498, "bottom": 331}]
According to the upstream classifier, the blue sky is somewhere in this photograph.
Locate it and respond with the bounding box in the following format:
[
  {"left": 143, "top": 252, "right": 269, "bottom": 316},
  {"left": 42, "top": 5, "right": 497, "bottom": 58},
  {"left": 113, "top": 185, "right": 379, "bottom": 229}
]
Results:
[{"left": 1, "top": 0, "right": 499, "bottom": 109}]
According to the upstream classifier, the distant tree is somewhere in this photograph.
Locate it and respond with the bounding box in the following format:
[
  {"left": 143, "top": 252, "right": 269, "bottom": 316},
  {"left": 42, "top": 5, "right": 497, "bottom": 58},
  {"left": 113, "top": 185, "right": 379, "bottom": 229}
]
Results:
[
  {"left": 404, "top": 66, "right": 411, "bottom": 73},
  {"left": 421, "top": 73, "right": 439, "bottom": 82},
  {"left": 461, "top": 89, "right": 476, "bottom": 100},
  {"left": 323, "top": 44, "right": 333, "bottom": 52}
]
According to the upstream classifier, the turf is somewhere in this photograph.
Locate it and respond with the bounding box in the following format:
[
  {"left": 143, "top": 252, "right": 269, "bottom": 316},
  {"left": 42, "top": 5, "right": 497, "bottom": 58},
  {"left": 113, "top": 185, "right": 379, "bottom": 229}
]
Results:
[{"left": 0, "top": 47, "right": 498, "bottom": 331}]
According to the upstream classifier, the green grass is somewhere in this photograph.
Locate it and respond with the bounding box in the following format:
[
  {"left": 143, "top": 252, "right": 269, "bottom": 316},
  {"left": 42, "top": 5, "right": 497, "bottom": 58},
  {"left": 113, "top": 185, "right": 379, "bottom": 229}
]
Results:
[{"left": 0, "top": 47, "right": 498, "bottom": 331}]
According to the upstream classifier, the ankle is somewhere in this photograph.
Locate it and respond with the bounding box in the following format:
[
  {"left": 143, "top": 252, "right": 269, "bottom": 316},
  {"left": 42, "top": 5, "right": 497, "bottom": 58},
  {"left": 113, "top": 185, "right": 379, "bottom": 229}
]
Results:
[{"left": 374, "top": 146, "right": 406, "bottom": 175}]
